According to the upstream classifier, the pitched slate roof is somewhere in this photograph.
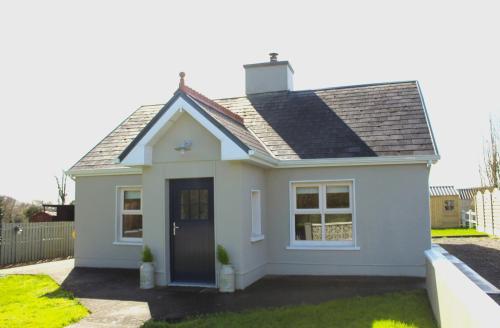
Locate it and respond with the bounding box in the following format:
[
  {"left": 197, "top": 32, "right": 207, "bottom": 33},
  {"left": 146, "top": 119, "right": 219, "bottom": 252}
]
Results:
[
  {"left": 71, "top": 80, "right": 437, "bottom": 171},
  {"left": 429, "top": 186, "right": 459, "bottom": 197},
  {"left": 71, "top": 105, "right": 160, "bottom": 170},
  {"left": 216, "top": 81, "right": 436, "bottom": 159}
]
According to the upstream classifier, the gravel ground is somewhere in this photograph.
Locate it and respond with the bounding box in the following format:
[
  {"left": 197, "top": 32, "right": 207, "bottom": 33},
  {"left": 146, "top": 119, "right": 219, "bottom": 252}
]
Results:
[{"left": 436, "top": 237, "right": 500, "bottom": 304}]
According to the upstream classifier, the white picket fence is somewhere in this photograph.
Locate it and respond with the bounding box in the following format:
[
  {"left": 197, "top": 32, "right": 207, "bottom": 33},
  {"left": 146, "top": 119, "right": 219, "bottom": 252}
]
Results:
[
  {"left": 461, "top": 210, "right": 477, "bottom": 228},
  {"left": 0, "top": 221, "right": 74, "bottom": 266},
  {"left": 475, "top": 188, "right": 500, "bottom": 237}
]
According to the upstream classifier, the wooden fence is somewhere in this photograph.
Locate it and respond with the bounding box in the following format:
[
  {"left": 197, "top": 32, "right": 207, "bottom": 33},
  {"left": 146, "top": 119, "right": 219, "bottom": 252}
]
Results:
[
  {"left": 475, "top": 188, "right": 500, "bottom": 237},
  {"left": 0, "top": 221, "right": 74, "bottom": 266}
]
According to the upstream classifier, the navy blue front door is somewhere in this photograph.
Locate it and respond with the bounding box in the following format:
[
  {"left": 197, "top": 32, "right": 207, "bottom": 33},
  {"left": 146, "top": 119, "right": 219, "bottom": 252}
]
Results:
[{"left": 169, "top": 178, "right": 215, "bottom": 284}]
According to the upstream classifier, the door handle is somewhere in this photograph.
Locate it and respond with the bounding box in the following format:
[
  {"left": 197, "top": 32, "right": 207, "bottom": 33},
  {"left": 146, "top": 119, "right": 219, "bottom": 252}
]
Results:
[{"left": 172, "top": 221, "right": 180, "bottom": 236}]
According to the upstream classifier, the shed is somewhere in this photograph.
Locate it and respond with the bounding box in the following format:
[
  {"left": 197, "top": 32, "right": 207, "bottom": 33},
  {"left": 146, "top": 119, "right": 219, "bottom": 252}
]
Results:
[
  {"left": 430, "top": 186, "right": 461, "bottom": 228},
  {"left": 30, "top": 211, "right": 54, "bottom": 223},
  {"left": 42, "top": 204, "right": 75, "bottom": 221}
]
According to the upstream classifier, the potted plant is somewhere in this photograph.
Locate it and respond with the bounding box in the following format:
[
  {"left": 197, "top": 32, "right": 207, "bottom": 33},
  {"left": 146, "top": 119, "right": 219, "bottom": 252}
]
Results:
[
  {"left": 217, "top": 244, "right": 235, "bottom": 293},
  {"left": 140, "top": 245, "right": 155, "bottom": 289}
]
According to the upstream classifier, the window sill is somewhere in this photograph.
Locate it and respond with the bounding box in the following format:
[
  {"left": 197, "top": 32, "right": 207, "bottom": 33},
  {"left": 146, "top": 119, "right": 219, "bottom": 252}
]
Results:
[
  {"left": 250, "top": 234, "right": 265, "bottom": 243},
  {"left": 113, "top": 241, "right": 143, "bottom": 246},
  {"left": 286, "top": 245, "right": 360, "bottom": 251}
]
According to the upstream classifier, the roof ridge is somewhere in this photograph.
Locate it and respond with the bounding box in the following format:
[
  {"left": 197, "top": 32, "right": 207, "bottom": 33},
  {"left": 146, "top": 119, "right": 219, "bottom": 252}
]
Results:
[
  {"left": 177, "top": 85, "right": 245, "bottom": 125},
  {"left": 213, "top": 80, "right": 418, "bottom": 101}
]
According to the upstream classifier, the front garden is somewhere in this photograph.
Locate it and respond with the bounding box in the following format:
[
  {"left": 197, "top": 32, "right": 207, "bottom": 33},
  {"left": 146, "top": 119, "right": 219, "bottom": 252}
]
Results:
[
  {"left": 0, "top": 274, "right": 88, "bottom": 328},
  {"left": 143, "top": 290, "right": 436, "bottom": 328},
  {"left": 0, "top": 273, "right": 437, "bottom": 328}
]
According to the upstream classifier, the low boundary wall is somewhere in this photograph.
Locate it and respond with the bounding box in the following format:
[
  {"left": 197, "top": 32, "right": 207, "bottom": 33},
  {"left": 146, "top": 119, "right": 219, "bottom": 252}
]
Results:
[{"left": 425, "top": 248, "right": 500, "bottom": 327}]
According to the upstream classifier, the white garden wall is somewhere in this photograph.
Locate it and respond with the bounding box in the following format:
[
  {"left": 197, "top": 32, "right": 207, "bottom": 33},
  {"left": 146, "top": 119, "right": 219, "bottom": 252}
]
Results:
[{"left": 425, "top": 248, "right": 500, "bottom": 328}]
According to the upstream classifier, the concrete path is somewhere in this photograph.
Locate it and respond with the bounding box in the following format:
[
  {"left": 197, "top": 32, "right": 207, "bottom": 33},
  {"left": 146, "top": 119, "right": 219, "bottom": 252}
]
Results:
[
  {"left": 432, "top": 244, "right": 500, "bottom": 294},
  {"left": 0, "top": 259, "right": 75, "bottom": 284},
  {"left": 435, "top": 237, "right": 500, "bottom": 305},
  {"left": 0, "top": 260, "right": 151, "bottom": 328}
]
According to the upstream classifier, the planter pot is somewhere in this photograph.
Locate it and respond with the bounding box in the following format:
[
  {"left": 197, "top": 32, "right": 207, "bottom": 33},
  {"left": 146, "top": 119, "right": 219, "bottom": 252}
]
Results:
[
  {"left": 219, "top": 264, "right": 235, "bottom": 293},
  {"left": 140, "top": 262, "right": 155, "bottom": 289}
]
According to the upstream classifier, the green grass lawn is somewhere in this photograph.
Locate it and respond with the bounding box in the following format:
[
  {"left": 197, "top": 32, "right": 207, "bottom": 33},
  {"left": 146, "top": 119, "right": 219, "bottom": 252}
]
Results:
[
  {"left": 431, "top": 228, "right": 489, "bottom": 238},
  {"left": 0, "top": 274, "right": 88, "bottom": 328},
  {"left": 143, "top": 290, "right": 436, "bottom": 328}
]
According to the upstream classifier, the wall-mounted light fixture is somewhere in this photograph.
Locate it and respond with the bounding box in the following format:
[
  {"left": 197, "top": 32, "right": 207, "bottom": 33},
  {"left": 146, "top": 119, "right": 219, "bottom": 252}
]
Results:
[
  {"left": 14, "top": 225, "right": 23, "bottom": 234},
  {"left": 174, "top": 140, "right": 192, "bottom": 155}
]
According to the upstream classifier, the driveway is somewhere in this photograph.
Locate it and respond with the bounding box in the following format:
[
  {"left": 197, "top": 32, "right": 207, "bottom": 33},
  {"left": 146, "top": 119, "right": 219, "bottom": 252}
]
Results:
[
  {"left": 1, "top": 260, "right": 426, "bottom": 327},
  {"left": 436, "top": 236, "right": 500, "bottom": 304}
]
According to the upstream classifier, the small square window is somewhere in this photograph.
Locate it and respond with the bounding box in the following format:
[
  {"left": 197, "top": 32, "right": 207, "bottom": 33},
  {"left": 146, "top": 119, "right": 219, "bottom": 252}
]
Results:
[
  {"left": 326, "top": 185, "right": 350, "bottom": 209},
  {"left": 295, "top": 214, "right": 321, "bottom": 240},
  {"left": 296, "top": 186, "right": 319, "bottom": 209},
  {"left": 124, "top": 190, "right": 141, "bottom": 210},
  {"left": 122, "top": 214, "right": 143, "bottom": 238},
  {"left": 444, "top": 200, "right": 455, "bottom": 211}
]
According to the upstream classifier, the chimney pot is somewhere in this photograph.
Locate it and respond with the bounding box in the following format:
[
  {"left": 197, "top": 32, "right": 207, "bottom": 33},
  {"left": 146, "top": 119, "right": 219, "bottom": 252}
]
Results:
[{"left": 269, "top": 52, "right": 278, "bottom": 62}]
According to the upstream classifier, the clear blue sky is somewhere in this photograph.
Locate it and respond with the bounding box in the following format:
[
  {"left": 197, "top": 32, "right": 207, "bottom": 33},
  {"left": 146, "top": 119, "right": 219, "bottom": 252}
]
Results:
[{"left": 1, "top": 1, "right": 498, "bottom": 203}]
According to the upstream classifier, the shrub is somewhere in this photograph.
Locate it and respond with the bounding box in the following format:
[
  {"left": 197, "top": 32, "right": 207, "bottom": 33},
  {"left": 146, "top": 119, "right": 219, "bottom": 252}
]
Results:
[
  {"left": 142, "top": 245, "right": 153, "bottom": 263},
  {"left": 217, "top": 244, "right": 230, "bottom": 265}
]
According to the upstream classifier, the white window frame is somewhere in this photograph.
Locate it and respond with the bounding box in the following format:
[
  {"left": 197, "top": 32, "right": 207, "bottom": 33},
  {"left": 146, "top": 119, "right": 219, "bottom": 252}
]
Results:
[
  {"left": 114, "top": 185, "right": 143, "bottom": 245},
  {"left": 288, "top": 179, "right": 358, "bottom": 250},
  {"left": 250, "top": 189, "right": 264, "bottom": 242}
]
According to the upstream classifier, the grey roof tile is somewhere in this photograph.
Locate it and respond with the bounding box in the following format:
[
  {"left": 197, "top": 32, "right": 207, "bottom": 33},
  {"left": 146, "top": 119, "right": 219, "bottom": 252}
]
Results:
[
  {"left": 216, "top": 81, "right": 436, "bottom": 160},
  {"left": 71, "top": 81, "right": 437, "bottom": 170}
]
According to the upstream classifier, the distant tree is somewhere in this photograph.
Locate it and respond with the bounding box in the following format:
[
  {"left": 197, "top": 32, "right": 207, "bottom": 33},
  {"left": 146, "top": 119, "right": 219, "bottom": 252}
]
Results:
[
  {"left": 479, "top": 117, "right": 500, "bottom": 188},
  {"left": 0, "top": 196, "right": 34, "bottom": 223},
  {"left": 0, "top": 196, "right": 4, "bottom": 221},
  {"left": 1, "top": 196, "right": 17, "bottom": 223},
  {"left": 55, "top": 171, "right": 68, "bottom": 205},
  {"left": 23, "top": 204, "right": 43, "bottom": 221}
]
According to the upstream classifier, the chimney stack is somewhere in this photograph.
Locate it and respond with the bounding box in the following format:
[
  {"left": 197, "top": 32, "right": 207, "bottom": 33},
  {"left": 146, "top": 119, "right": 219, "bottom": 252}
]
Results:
[{"left": 243, "top": 53, "right": 294, "bottom": 94}]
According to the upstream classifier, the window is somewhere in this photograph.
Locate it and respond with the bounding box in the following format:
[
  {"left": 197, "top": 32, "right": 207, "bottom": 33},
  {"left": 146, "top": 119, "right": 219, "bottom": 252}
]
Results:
[
  {"left": 291, "top": 181, "right": 354, "bottom": 247},
  {"left": 117, "top": 187, "right": 143, "bottom": 243},
  {"left": 180, "top": 189, "right": 209, "bottom": 220},
  {"left": 444, "top": 200, "right": 455, "bottom": 211},
  {"left": 251, "top": 190, "right": 264, "bottom": 242}
]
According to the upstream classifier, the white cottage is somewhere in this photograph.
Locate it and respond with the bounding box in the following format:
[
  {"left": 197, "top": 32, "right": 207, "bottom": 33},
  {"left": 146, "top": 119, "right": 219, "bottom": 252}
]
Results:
[{"left": 68, "top": 54, "right": 439, "bottom": 289}]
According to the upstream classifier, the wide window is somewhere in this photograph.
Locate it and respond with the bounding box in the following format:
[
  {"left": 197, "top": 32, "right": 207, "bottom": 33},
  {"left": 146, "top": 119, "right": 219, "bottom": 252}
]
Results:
[
  {"left": 292, "top": 181, "right": 354, "bottom": 246},
  {"left": 117, "top": 187, "right": 143, "bottom": 243}
]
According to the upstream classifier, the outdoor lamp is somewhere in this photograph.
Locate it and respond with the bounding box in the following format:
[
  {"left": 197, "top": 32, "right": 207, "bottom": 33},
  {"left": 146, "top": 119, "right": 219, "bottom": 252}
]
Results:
[
  {"left": 14, "top": 225, "right": 23, "bottom": 234},
  {"left": 174, "top": 140, "right": 192, "bottom": 155}
]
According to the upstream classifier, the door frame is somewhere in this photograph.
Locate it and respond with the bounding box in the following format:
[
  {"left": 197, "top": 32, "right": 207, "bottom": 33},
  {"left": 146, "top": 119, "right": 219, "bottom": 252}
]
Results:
[{"left": 168, "top": 177, "right": 216, "bottom": 287}]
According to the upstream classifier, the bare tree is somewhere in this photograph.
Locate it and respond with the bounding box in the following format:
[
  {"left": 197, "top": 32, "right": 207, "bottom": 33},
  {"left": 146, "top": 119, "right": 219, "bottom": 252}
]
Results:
[
  {"left": 480, "top": 116, "right": 500, "bottom": 188},
  {"left": 1, "top": 196, "right": 17, "bottom": 223},
  {"left": 55, "top": 171, "right": 68, "bottom": 205},
  {"left": 0, "top": 196, "right": 4, "bottom": 222}
]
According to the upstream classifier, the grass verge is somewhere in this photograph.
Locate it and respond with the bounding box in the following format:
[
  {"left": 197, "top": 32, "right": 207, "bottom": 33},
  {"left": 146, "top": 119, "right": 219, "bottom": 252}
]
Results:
[
  {"left": 0, "top": 274, "right": 88, "bottom": 328},
  {"left": 143, "top": 289, "right": 436, "bottom": 328},
  {"left": 431, "top": 228, "right": 489, "bottom": 238}
]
